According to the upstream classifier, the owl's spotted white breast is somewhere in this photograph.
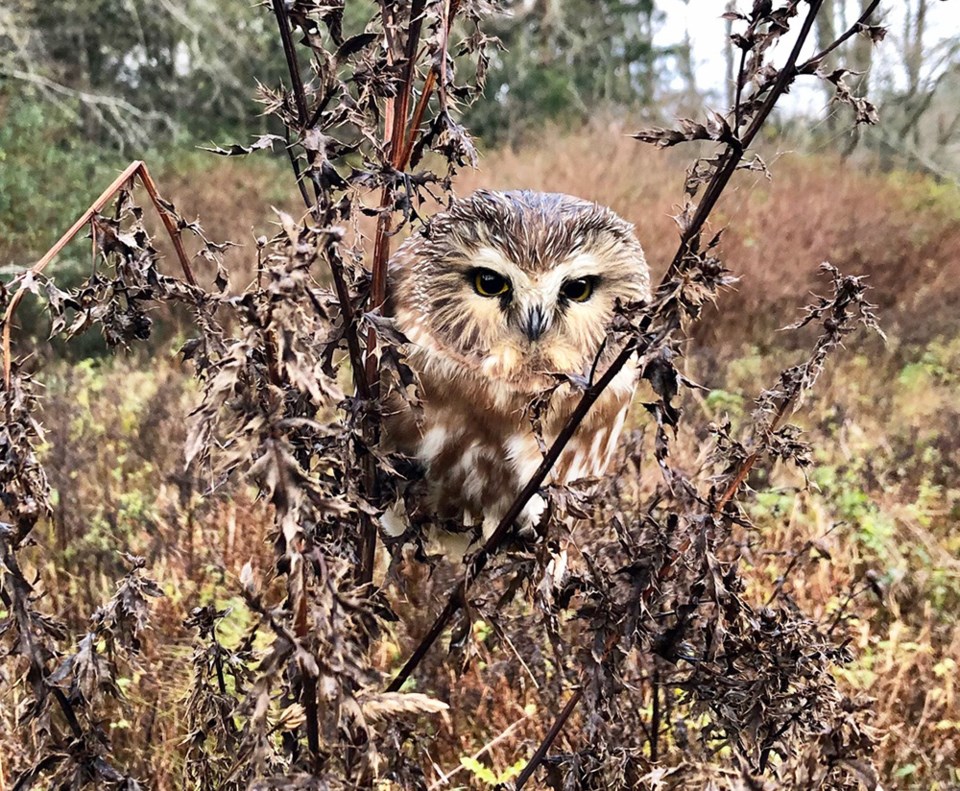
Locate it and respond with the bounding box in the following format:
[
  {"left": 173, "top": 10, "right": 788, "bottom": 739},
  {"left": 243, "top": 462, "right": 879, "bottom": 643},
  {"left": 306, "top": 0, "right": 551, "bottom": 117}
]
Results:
[{"left": 382, "top": 190, "right": 650, "bottom": 545}]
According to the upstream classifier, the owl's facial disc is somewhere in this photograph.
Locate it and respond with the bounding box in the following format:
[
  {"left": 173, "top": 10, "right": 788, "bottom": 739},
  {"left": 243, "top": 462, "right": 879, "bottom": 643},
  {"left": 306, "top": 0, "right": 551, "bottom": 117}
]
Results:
[
  {"left": 466, "top": 261, "right": 554, "bottom": 344},
  {"left": 388, "top": 191, "right": 651, "bottom": 388},
  {"left": 465, "top": 255, "right": 606, "bottom": 348}
]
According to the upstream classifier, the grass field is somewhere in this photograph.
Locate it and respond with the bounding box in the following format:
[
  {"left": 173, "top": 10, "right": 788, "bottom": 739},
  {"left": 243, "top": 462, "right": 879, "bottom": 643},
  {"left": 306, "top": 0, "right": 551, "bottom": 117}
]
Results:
[{"left": 2, "top": 128, "right": 959, "bottom": 788}]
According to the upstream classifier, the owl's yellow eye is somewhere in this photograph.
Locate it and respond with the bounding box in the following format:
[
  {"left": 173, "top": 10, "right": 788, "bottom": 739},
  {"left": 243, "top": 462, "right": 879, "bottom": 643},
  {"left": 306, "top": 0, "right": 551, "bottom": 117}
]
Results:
[
  {"left": 472, "top": 268, "right": 511, "bottom": 298},
  {"left": 561, "top": 277, "right": 594, "bottom": 303}
]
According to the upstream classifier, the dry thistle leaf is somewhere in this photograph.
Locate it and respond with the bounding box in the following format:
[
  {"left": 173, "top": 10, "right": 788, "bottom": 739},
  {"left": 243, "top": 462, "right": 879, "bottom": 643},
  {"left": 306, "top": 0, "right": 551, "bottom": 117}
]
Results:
[
  {"left": 273, "top": 704, "right": 307, "bottom": 732},
  {"left": 358, "top": 692, "right": 449, "bottom": 723}
]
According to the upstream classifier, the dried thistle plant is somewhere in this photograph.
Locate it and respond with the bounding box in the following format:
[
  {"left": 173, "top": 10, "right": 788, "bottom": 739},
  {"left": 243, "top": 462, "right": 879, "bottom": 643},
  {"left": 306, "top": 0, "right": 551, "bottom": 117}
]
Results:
[{"left": 0, "top": 1, "right": 892, "bottom": 789}]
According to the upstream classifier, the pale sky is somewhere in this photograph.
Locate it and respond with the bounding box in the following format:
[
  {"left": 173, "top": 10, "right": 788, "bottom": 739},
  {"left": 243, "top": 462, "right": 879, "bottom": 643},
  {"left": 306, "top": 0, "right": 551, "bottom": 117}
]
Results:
[{"left": 655, "top": 1, "right": 960, "bottom": 116}]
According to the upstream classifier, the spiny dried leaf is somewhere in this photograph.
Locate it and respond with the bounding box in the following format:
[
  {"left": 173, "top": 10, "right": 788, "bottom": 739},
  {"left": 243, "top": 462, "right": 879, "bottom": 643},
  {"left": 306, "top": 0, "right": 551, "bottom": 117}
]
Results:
[
  {"left": 358, "top": 691, "right": 449, "bottom": 723},
  {"left": 821, "top": 68, "right": 880, "bottom": 126},
  {"left": 200, "top": 134, "right": 285, "bottom": 156}
]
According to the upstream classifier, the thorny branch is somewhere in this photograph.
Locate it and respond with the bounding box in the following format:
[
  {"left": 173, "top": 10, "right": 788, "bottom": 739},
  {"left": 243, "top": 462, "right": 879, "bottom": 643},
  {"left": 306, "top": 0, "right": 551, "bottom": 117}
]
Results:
[
  {"left": 515, "top": 264, "right": 883, "bottom": 787},
  {"left": 507, "top": 5, "right": 888, "bottom": 783}
]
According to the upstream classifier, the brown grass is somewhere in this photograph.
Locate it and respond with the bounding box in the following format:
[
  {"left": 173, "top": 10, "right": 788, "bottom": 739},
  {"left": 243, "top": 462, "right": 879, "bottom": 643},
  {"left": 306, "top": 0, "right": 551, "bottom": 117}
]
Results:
[{"left": 4, "top": 129, "right": 959, "bottom": 788}]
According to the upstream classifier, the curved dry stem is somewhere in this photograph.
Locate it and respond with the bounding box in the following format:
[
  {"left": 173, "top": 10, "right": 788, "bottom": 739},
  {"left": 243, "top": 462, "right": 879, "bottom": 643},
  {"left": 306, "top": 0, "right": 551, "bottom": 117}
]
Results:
[{"left": 2, "top": 160, "right": 196, "bottom": 388}]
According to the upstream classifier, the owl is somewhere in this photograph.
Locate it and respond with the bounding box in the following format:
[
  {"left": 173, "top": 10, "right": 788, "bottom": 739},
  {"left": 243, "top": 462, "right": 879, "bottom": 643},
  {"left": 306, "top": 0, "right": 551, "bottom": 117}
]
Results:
[{"left": 381, "top": 190, "right": 651, "bottom": 551}]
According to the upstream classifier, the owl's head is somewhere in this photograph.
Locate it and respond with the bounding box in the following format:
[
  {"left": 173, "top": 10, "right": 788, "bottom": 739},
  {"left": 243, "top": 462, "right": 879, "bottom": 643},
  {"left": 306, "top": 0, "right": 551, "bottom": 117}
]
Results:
[{"left": 389, "top": 190, "right": 651, "bottom": 391}]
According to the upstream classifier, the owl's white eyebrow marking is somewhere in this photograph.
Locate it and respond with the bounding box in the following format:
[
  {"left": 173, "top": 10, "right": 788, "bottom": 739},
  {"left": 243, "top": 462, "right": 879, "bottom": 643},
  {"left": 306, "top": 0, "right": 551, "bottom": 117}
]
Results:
[
  {"left": 559, "top": 252, "right": 604, "bottom": 277},
  {"left": 533, "top": 253, "right": 605, "bottom": 297}
]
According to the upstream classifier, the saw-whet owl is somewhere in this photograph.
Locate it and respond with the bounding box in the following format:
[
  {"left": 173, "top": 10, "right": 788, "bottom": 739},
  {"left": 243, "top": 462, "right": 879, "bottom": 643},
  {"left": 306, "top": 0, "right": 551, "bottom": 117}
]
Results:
[{"left": 381, "top": 190, "right": 651, "bottom": 549}]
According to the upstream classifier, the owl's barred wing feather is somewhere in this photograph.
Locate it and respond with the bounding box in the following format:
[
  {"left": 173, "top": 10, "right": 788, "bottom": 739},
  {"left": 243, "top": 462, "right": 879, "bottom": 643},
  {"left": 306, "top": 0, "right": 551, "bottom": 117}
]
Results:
[{"left": 381, "top": 190, "right": 650, "bottom": 551}]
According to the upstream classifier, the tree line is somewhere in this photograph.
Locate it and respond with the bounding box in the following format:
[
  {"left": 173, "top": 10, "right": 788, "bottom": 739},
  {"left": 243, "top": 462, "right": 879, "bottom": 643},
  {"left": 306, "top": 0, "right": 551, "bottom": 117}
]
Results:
[{"left": 1, "top": 0, "right": 957, "bottom": 169}]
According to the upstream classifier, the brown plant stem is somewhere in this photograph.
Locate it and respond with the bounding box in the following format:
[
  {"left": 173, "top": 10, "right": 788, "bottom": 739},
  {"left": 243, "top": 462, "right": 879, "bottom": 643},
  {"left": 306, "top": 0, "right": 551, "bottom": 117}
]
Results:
[
  {"left": 360, "top": 0, "right": 458, "bottom": 586},
  {"left": 650, "top": 663, "right": 661, "bottom": 762},
  {"left": 514, "top": 688, "right": 583, "bottom": 789},
  {"left": 265, "top": 4, "right": 339, "bottom": 762},
  {"left": 366, "top": 0, "right": 430, "bottom": 392},
  {"left": 667, "top": 0, "right": 828, "bottom": 279},
  {"left": 391, "top": 0, "right": 428, "bottom": 168},
  {"left": 295, "top": 561, "right": 322, "bottom": 772},
  {"left": 797, "top": 0, "right": 882, "bottom": 74},
  {"left": 400, "top": 70, "right": 437, "bottom": 166},
  {"left": 271, "top": 0, "right": 309, "bottom": 125},
  {"left": 1, "top": 160, "right": 196, "bottom": 388},
  {"left": 285, "top": 129, "right": 314, "bottom": 213},
  {"left": 269, "top": 0, "right": 379, "bottom": 592},
  {"left": 0, "top": 549, "right": 85, "bottom": 742},
  {"left": 398, "top": 0, "right": 460, "bottom": 166},
  {"left": 137, "top": 164, "right": 198, "bottom": 287}
]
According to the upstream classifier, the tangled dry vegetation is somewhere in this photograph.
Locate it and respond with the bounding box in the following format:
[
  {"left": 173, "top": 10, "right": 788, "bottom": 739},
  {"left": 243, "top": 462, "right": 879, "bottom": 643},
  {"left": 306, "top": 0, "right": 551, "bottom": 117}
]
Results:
[{"left": 2, "top": 1, "right": 958, "bottom": 789}]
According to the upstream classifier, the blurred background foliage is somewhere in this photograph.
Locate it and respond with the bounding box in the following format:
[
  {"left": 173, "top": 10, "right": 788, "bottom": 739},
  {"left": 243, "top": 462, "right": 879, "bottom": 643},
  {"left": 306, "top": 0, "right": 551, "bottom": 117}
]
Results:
[
  {"left": 0, "top": 0, "right": 955, "bottom": 289},
  {"left": 2, "top": 1, "right": 958, "bottom": 268},
  {"left": 3, "top": 1, "right": 957, "bottom": 181}
]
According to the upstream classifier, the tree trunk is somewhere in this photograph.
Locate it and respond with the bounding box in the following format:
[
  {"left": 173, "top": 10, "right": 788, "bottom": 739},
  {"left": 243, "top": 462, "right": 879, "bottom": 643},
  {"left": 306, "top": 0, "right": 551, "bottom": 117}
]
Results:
[
  {"left": 816, "top": 0, "right": 838, "bottom": 133},
  {"left": 724, "top": 1, "right": 735, "bottom": 111}
]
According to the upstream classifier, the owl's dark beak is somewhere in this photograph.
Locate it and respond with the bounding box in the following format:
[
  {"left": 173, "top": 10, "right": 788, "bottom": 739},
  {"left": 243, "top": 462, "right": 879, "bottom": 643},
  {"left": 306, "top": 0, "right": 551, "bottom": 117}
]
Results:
[{"left": 523, "top": 305, "right": 550, "bottom": 342}]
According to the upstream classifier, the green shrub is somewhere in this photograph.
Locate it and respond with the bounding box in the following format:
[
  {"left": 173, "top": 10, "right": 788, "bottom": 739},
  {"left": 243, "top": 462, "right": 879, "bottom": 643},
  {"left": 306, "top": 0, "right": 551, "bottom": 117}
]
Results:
[{"left": 0, "top": 91, "right": 125, "bottom": 265}]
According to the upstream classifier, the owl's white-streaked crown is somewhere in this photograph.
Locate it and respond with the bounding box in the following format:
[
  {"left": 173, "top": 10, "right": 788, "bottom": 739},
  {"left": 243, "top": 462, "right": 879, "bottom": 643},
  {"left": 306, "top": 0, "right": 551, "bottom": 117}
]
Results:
[{"left": 389, "top": 190, "right": 651, "bottom": 391}]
